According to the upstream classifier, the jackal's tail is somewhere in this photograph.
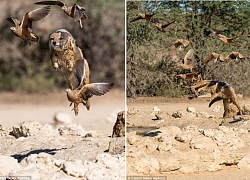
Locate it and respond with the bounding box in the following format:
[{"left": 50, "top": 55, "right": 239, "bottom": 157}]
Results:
[{"left": 209, "top": 96, "right": 223, "bottom": 107}]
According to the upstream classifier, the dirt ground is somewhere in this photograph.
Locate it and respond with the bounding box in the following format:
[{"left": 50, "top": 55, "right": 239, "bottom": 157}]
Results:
[
  {"left": 0, "top": 89, "right": 125, "bottom": 134},
  {"left": 127, "top": 96, "right": 250, "bottom": 180}
]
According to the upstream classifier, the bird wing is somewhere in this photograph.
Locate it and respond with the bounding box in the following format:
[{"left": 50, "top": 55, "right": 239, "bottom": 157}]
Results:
[
  {"left": 34, "top": 0, "right": 65, "bottom": 7},
  {"left": 7, "top": 17, "right": 21, "bottom": 26},
  {"left": 79, "top": 83, "right": 114, "bottom": 99},
  {"left": 75, "top": 58, "right": 89, "bottom": 90},
  {"left": 203, "top": 53, "right": 215, "bottom": 64},
  {"left": 130, "top": 14, "right": 143, "bottom": 22},
  {"left": 161, "top": 20, "right": 175, "bottom": 28},
  {"left": 21, "top": 6, "right": 50, "bottom": 28},
  {"left": 217, "top": 34, "right": 229, "bottom": 39},
  {"left": 72, "top": 4, "right": 87, "bottom": 22},
  {"left": 226, "top": 52, "right": 235, "bottom": 59},
  {"left": 183, "top": 48, "right": 194, "bottom": 65}
]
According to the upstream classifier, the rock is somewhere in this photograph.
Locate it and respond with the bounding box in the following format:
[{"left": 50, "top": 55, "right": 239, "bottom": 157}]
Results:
[
  {"left": 9, "top": 165, "right": 41, "bottom": 180},
  {"left": 58, "top": 123, "right": 90, "bottom": 137},
  {"left": 238, "top": 153, "right": 250, "bottom": 169},
  {"left": 54, "top": 112, "right": 73, "bottom": 126},
  {"left": 172, "top": 111, "right": 182, "bottom": 118},
  {"left": 190, "top": 135, "right": 217, "bottom": 149},
  {"left": 127, "top": 108, "right": 140, "bottom": 115},
  {"left": 213, "top": 106, "right": 222, "bottom": 112},
  {"left": 159, "top": 157, "right": 180, "bottom": 172},
  {"left": 11, "top": 121, "right": 43, "bottom": 138},
  {"left": 132, "top": 156, "right": 159, "bottom": 174},
  {"left": 186, "top": 106, "right": 196, "bottom": 113},
  {"left": 0, "top": 155, "right": 22, "bottom": 175},
  {"left": 108, "top": 137, "right": 125, "bottom": 155},
  {"left": 127, "top": 131, "right": 138, "bottom": 145},
  {"left": 157, "top": 142, "right": 172, "bottom": 152},
  {"left": 61, "top": 160, "right": 86, "bottom": 178},
  {"left": 175, "top": 132, "right": 192, "bottom": 143},
  {"left": 151, "top": 106, "right": 161, "bottom": 113},
  {"left": 112, "top": 111, "right": 125, "bottom": 138}
]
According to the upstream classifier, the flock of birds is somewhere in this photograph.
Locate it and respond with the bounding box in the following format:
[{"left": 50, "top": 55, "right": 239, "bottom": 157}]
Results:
[
  {"left": 6, "top": 1, "right": 113, "bottom": 115},
  {"left": 7, "top": 0, "right": 87, "bottom": 44},
  {"left": 130, "top": 12, "right": 245, "bottom": 82}
]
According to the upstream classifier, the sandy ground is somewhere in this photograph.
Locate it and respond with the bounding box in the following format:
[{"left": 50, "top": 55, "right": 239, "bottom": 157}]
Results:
[
  {"left": 0, "top": 89, "right": 125, "bottom": 135},
  {"left": 127, "top": 96, "right": 250, "bottom": 180}
]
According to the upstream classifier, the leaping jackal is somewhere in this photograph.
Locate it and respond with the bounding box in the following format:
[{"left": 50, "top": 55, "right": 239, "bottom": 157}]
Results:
[{"left": 190, "top": 78, "right": 243, "bottom": 125}]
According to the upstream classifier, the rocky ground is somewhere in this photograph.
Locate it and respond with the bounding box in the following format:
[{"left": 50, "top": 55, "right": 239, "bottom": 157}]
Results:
[
  {"left": 127, "top": 96, "right": 250, "bottom": 180},
  {"left": 0, "top": 90, "right": 125, "bottom": 180}
]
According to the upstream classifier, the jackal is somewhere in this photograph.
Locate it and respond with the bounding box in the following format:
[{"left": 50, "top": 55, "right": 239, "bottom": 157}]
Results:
[{"left": 190, "top": 78, "right": 243, "bottom": 125}]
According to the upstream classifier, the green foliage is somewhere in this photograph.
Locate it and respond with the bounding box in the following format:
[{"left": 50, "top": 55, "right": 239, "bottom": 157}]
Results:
[{"left": 127, "top": 1, "right": 250, "bottom": 97}]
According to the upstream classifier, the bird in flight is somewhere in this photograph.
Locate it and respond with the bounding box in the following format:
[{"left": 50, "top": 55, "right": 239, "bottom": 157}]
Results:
[
  {"left": 179, "top": 48, "right": 194, "bottom": 71},
  {"left": 7, "top": 6, "right": 50, "bottom": 44},
  {"left": 226, "top": 51, "right": 244, "bottom": 64},
  {"left": 174, "top": 39, "right": 190, "bottom": 52},
  {"left": 66, "top": 83, "right": 114, "bottom": 115},
  {"left": 35, "top": 0, "right": 87, "bottom": 28},
  {"left": 202, "top": 52, "right": 227, "bottom": 65},
  {"left": 130, "top": 13, "right": 155, "bottom": 22},
  {"left": 212, "top": 28, "right": 235, "bottom": 45},
  {"left": 154, "top": 20, "right": 175, "bottom": 32},
  {"left": 177, "top": 71, "right": 200, "bottom": 81}
]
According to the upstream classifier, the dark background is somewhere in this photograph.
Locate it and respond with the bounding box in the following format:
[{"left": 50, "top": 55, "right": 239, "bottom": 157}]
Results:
[{"left": 0, "top": 0, "right": 125, "bottom": 93}]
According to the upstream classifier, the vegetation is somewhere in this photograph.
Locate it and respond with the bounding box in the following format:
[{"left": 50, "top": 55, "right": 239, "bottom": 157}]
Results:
[
  {"left": 127, "top": 1, "right": 250, "bottom": 98},
  {"left": 0, "top": 0, "right": 124, "bottom": 93}
]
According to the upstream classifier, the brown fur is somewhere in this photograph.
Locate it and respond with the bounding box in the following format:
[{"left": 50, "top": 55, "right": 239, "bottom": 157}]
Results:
[
  {"left": 190, "top": 78, "right": 243, "bottom": 125},
  {"left": 112, "top": 111, "right": 125, "bottom": 138}
]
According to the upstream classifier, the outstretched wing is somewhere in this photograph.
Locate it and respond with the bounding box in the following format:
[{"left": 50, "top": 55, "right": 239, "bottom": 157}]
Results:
[
  {"left": 202, "top": 53, "right": 215, "bottom": 64},
  {"left": 75, "top": 58, "right": 89, "bottom": 89},
  {"left": 73, "top": 4, "right": 87, "bottom": 22},
  {"left": 6, "top": 17, "right": 21, "bottom": 26},
  {"left": 161, "top": 20, "right": 175, "bottom": 28},
  {"left": 35, "top": 0, "right": 65, "bottom": 7},
  {"left": 130, "top": 14, "right": 143, "bottom": 22},
  {"left": 21, "top": 6, "right": 50, "bottom": 28},
  {"left": 183, "top": 48, "right": 194, "bottom": 65},
  {"left": 80, "top": 83, "right": 114, "bottom": 99},
  {"left": 174, "top": 39, "right": 189, "bottom": 48}
]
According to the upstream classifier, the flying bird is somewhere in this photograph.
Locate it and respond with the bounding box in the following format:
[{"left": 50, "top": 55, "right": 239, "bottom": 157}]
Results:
[
  {"left": 226, "top": 52, "right": 244, "bottom": 64},
  {"left": 202, "top": 53, "right": 227, "bottom": 65},
  {"left": 177, "top": 71, "right": 200, "bottom": 81},
  {"left": 7, "top": 6, "right": 50, "bottom": 43},
  {"left": 66, "top": 83, "right": 113, "bottom": 115},
  {"left": 154, "top": 20, "right": 175, "bottom": 32},
  {"left": 178, "top": 48, "right": 194, "bottom": 71},
  {"left": 174, "top": 39, "right": 190, "bottom": 52},
  {"left": 212, "top": 28, "right": 235, "bottom": 45},
  {"left": 130, "top": 13, "right": 154, "bottom": 22},
  {"left": 35, "top": 0, "right": 87, "bottom": 28}
]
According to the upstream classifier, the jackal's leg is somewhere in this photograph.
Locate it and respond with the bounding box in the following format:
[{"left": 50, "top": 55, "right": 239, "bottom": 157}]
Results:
[
  {"left": 220, "top": 98, "right": 230, "bottom": 126},
  {"left": 232, "top": 97, "right": 243, "bottom": 116},
  {"left": 222, "top": 98, "right": 230, "bottom": 118}
]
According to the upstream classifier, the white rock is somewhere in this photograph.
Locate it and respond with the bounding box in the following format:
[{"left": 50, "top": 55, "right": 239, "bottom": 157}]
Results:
[
  {"left": 11, "top": 121, "right": 43, "bottom": 138},
  {"left": 238, "top": 153, "right": 250, "bottom": 169},
  {"left": 9, "top": 165, "right": 40, "bottom": 180},
  {"left": 186, "top": 106, "right": 196, "bottom": 113},
  {"left": 54, "top": 112, "right": 73, "bottom": 126},
  {"left": 0, "top": 155, "right": 22, "bottom": 175},
  {"left": 213, "top": 106, "right": 222, "bottom": 112},
  {"left": 61, "top": 160, "right": 86, "bottom": 178},
  {"left": 58, "top": 123, "right": 88, "bottom": 136},
  {"left": 152, "top": 106, "right": 161, "bottom": 112}
]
